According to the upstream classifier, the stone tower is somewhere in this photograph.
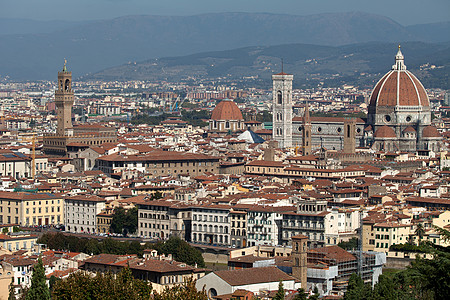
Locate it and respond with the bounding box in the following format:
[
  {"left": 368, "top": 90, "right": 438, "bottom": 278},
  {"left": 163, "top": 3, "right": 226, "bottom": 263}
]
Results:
[
  {"left": 55, "top": 61, "right": 74, "bottom": 136},
  {"left": 302, "top": 102, "right": 312, "bottom": 155},
  {"left": 291, "top": 234, "right": 308, "bottom": 288},
  {"left": 343, "top": 118, "right": 356, "bottom": 153},
  {"left": 272, "top": 72, "right": 293, "bottom": 148}
]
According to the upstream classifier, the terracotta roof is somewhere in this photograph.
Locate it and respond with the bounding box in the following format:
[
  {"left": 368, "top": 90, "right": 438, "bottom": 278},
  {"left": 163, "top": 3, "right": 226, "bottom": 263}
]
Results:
[
  {"left": 309, "top": 246, "right": 356, "bottom": 263},
  {"left": 422, "top": 125, "right": 441, "bottom": 138},
  {"left": 402, "top": 126, "right": 416, "bottom": 133},
  {"left": 129, "top": 259, "right": 196, "bottom": 274},
  {"left": 211, "top": 100, "right": 243, "bottom": 121},
  {"left": 213, "top": 266, "right": 294, "bottom": 286},
  {"left": 374, "top": 125, "right": 396, "bottom": 138},
  {"left": 369, "top": 64, "right": 429, "bottom": 108}
]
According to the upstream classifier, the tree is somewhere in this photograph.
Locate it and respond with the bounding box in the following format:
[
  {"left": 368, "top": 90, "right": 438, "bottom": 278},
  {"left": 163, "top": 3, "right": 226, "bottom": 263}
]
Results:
[
  {"left": 153, "top": 277, "right": 207, "bottom": 300},
  {"left": 110, "top": 207, "right": 138, "bottom": 235},
  {"left": 26, "top": 257, "right": 50, "bottom": 300},
  {"left": 110, "top": 207, "right": 127, "bottom": 234},
  {"left": 152, "top": 236, "right": 205, "bottom": 267},
  {"left": 293, "top": 288, "right": 307, "bottom": 300},
  {"left": 8, "top": 279, "right": 15, "bottom": 300},
  {"left": 52, "top": 267, "right": 152, "bottom": 300},
  {"left": 309, "top": 286, "right": 320, "bottom": 300},
  {"left": 343, "top": 273, "right": 372, "bottom": 300},
  {"left": 372, "top": 274, "right": 399, "bottom": 300},
  {"left": 273, "top": 281, "right": 285, "bottom": 300},
  {"left": 48, "top": 275, "right": 60, "bottom": 293},
  {"left": 338, "top": 238, "right": 358, "bottom": 250},
  {"left": 415, "top": 223, "right": 425, "bottom": 244}
]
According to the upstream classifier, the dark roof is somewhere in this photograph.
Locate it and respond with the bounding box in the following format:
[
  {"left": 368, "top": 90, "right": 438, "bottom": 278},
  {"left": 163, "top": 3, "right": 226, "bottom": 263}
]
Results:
[{"left": 213, "top": 266, "right": 294, "bottom": 286}]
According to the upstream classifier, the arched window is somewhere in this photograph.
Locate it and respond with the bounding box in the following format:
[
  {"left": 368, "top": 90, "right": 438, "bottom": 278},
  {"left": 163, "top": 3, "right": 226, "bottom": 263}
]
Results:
[
  {"left": 277, "top": 91, "right": 282, "bottom": 104},
  {"left": 64, "top": 79, "right": 71, "bottom": 91}
]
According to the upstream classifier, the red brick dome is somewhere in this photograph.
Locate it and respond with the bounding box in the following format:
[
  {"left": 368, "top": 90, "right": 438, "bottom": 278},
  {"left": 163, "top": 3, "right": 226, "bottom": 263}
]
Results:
[
  {"left": 369, "top": 47, "right": 429, "bottom": 108},
  {"left": 422, "top": 125, "right": 441, "bottom": 138},
  {"left": 211, "top": 100, "right": 243, "bottom": 121},
  {"left": 374, "top": 125, "right": 397, "bottom": 138}
]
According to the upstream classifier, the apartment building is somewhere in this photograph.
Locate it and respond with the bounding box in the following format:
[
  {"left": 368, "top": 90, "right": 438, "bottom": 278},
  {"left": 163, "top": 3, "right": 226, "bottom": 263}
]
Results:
[
  {"left": 0, "top": 191, "right": 64, "bottom": 226},
  {"left": 229, "top": 210, "right": 248, "bottom": 248},
  {"left": 64, "top": 195, "right": 106, "bottom": 234},
  {"left": 363, "top": 221, "right": 412, "bottom": 252},
  {"left": 96, "top": 150, "right": 219, "bottom": 177},
  {"left": 137, "top": 200, "right": 172, "bottom": 239},
  {"left": 246, "top": 205, "right": 294, "bottom": 247},
  {"left": 191, "top": 205, "right": 230, "bottom": 247}
]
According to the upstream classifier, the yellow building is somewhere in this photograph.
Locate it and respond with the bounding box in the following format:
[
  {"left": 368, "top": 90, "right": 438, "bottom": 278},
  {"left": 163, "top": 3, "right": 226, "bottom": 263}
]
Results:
[
  {"left": 0, "top": 264, "right": 13, "bottom": 300},
  {"left": 367, "top": 222, "right": 412, "bottom": 252},
  {"left": 0, "top": 233, "right": 38, "bottom": 252},
  {"left": 0, "top": 191, "right": 64, "bottom": 226},
  {"left": 96, "top": 212, "right": 113, "bottom": 234}
]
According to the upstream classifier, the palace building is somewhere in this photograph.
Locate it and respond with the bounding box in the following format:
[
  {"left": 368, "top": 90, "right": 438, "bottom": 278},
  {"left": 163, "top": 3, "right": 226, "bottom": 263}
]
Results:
[
  {"left": 43, "top": 63, "right": 117, "bottom": 156},
  {"left": 273, "top": 46, "right": 442, "bottom": 153}
]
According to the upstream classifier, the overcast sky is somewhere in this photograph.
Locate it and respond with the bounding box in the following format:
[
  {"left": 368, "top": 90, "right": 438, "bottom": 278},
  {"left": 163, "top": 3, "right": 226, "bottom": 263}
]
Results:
[{"left": 1, "top": 0, "right": 449, "bottom": 25}]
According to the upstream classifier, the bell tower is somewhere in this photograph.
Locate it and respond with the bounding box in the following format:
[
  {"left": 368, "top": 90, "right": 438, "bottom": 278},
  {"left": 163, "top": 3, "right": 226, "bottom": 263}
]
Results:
[
  {"left": 343, "top": 118, "right": 356, "bottom": 153},
  {"left": 55, "top": 60, "right": 73, "bottom": 136},
  {"left": 272, "top": 70, "right": 293, "bottom": 148},
  {"left": 302, "top": 102, "right": 312, "bottom": 155},
  {"left": 291, "top": 234, "right": 308, "bottom": 288}
]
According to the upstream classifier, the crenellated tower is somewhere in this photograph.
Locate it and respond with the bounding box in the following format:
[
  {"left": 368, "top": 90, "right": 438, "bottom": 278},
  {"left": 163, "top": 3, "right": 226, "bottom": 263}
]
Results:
[{"left": 55, "top": 61, "right": 74, "bottom": 136}]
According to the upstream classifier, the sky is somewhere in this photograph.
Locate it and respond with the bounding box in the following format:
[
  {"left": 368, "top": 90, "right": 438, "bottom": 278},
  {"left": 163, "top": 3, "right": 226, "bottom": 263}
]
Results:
[{"left": 1, "top": 0, "right": 449, "bottom": 25}]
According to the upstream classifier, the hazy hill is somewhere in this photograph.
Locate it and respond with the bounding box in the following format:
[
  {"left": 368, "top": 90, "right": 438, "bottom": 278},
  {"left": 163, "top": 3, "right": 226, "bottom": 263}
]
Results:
[
  {"left": 88, "top": 41, "right": 450, "bottom": 89},
  {"left": 0, "top": 12, "right": 449, "bottom": 81}
]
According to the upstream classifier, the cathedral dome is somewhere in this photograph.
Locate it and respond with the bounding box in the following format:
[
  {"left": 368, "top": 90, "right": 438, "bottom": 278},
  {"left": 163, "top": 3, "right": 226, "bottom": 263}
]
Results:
[
  {"left": 211, "top": 100, "right": 243, "bottom": 121},
  {"left": 422, "top": 125, "right": 441, "bottom": 138},
  {"left": 374, "top": 125, "right": 396, "bottom": 138},
  {"left": 369, "top": 47, "right": 429, "bottom": 108}
]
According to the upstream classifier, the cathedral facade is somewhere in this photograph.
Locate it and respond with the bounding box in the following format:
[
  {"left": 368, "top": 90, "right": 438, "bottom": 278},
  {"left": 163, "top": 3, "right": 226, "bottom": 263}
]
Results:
[{"left": 273, "top": 47, "right": 442, "bottom": 153}]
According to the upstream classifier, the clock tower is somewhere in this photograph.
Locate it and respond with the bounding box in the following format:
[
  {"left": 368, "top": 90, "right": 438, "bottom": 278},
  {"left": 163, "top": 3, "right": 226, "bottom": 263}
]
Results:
[{"left": 55, "top": 61, "right": 74, "bottom": 136}]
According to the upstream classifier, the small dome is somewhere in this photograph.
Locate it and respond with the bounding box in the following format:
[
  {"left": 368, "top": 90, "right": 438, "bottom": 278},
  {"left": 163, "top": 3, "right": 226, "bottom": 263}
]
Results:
[
  {"left": 374, "top": 125, "right": 397, "bottom": 138},
  {"left": 422, "top": 125, "right": 441, "bottom": 138},
  {"left": 211, "top": 100, "right": 243, "bottom": 121},
  {"left": 402, "top": 126, "right": 416, "bottom": 133},
  {"left": 369, "top": 47, "right": 429, "bottom": 108}
]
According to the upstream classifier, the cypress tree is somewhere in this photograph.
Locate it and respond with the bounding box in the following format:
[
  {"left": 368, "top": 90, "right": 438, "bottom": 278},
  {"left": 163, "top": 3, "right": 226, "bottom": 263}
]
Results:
[
  {"left": 26, "top": 257, "right": 50, "bottom": 300},
  {"left": 8, "top": 278, "right": 15, "bottom": 300},
  {"left": 274, "top": 281, "right": 285, "bottom": 300}
]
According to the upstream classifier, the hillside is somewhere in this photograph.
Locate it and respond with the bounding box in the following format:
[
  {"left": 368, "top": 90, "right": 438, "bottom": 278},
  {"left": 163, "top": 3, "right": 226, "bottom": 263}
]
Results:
[
  {"left": 0, "top": 12, "right": 449, "bottom": 81},
  {"left": 88, "top": 41, "right": 450, "bottom": 89}
]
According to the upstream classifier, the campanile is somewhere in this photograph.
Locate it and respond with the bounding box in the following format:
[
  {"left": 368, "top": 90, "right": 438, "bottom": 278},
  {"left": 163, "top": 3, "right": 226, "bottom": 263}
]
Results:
[{"left": 55, "top": 61, "right": 74, "bottom": 136}]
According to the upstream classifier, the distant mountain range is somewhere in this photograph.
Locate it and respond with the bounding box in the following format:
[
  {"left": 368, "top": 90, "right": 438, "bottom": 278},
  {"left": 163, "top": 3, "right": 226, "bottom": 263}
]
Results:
[
  {"left": 88, "top": 41, "right": 450, "bottom": 89},
  {"left": 0, "top": 12, "right": 449, "bottom": 81}
]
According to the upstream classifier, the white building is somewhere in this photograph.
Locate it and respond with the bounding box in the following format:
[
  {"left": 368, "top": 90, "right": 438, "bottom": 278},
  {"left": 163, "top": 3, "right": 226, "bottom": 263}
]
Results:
[
  {"left": 247, "top": 206, "right": 293, "bottom": 247},
  {"left": 191, "top": 205, "right": 230, "bottom": 247},
  {"left": 64, "top": 195, "right": 106, "bottom": 234},
  {"left": 196, "top": 266, "right": 301, "bottom": 298}
]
